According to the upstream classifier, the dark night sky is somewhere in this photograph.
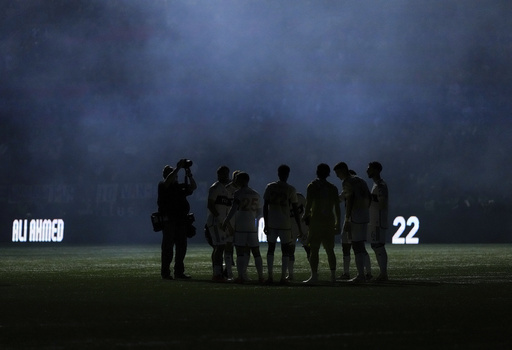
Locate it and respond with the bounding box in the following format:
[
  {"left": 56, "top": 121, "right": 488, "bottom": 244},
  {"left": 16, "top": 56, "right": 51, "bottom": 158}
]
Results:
[{"left": 1, "top": 0, "right": 511, "bottom": 243}]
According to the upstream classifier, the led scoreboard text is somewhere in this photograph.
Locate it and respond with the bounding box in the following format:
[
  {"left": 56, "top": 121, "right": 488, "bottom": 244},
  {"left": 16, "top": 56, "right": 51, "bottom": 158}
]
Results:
[
  {"left": 12, "top": 219, "right": 65, "bottom": 243},
  {"left": 258, "top": 216, "right": 420, "bottom": 244}
]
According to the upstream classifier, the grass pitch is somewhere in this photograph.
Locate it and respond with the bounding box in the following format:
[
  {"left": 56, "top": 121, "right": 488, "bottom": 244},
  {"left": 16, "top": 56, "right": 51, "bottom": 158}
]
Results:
[{"left": 1, "top": 243, "right": 511, "bottom": 349}]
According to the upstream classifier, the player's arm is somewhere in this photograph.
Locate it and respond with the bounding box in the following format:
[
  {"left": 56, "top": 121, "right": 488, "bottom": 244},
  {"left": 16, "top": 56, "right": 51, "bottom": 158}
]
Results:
[
  {"left": 303, "top": 185, "right": 312, "bottom": 225},
  {"left": 263, "top": 199, "right": 269, "bottom": 234},
  {"left": 222, "top": 197, "right": 239, "bottom": 230},
  {"left": 334, "top": 190, "right": 341, "bottom": 234},
  {"left": 291, "top": 202, "right": 303, "bottom": 237}
]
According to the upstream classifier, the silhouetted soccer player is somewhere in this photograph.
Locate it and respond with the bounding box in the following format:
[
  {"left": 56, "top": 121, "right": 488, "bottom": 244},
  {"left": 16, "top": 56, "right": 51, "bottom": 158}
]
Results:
[
  {"left": 222, "top": 172, "right": 264, "bottom": 283},
  {"left": 302, "top": 163, "right": 341, "bottom": 284},
  {"left": 262, "top": 164, "right": 303, "bottom": 284},
  {"left": 157, "top": 159, "right": 197, "bottom": 280},
  {"left": 338, "top": 169, "right": 372, "bottom": 280},
  {"left": 206, "top": 165, "right": 232, "bottom": 282},
  {"left": 224, "top": 170, "right": 241, "bottom": 280},
  {"left": 367, "top": 161, "right": 389, "bottom": 281},
  {"left": 334, "top": 162, "right": 371, "bottom": 283}
]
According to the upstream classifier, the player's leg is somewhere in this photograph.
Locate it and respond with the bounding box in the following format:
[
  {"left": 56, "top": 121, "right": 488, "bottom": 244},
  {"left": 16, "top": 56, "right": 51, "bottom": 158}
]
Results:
[
  {"left": 371, "top": 227, "right": 388, "bottom": 281},
  {"left": 339, "top": 230, "right": 351, "bottom": 279},
  {"left": 233, "top": 232, "right": 247, "bottom": 282},
  {"left": 351, "top": 240, "right": 367, "bottom": 282},
  {"left": 288, "top": 240, "right": 296, "bottom": 280},
  {"left": 349, "top": 223, "right": 368, "bottom": 282},
  {"left": 364, "top": 246, "right": 372, "bottom": 280},
  {"left": 266, "top": 230, "right": 278, "bottom": 283},
  {"left": 210, "top": 224, "right": 226, "bottom": 280},
  {"left": 303, "top": 228, "right": 321, "bottom": 284},
  {"left": 248, "top": 233, "right": 264, "bottom": 283},
  {"left": 224, "top": 241, "right": 234, "bottom": 279},
  {"left": 212, "top": 244, "right": 226, "bottom": 281},
  {"left": 323, "top": 231, "right": 337, "bottom": 283},
  {"left": 279, "top": 229, "right": 293, "bottom": 283}
]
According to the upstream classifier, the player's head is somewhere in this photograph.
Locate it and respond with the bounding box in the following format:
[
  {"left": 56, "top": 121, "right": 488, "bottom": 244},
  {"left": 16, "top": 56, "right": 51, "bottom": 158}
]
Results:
[
  {"left": 231, "top": 170, "right": 242, "bottom": 187},
  {"left": 367, "top": 161, "right": 383, "bottom": 179},
  {"left": 236, "top": 172, "right": 250, "bottom": 187},
  {"left": 278, "top": 164, "right": 290, "bottom": 181},
  {"left": 316, "top": 163, "right": 330, "bottom": 179},
  {"left": 333, "top": 162, "right": 349, "bottom": 180},
  {"left": 217, "top": 165, "right": 230, "bottom": 182}
]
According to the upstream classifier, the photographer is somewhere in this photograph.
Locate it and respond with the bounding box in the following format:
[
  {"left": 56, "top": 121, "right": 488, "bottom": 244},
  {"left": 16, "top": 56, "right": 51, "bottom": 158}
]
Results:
[{"left": 157, "top": 159, "right": 197, "bottom": 280}]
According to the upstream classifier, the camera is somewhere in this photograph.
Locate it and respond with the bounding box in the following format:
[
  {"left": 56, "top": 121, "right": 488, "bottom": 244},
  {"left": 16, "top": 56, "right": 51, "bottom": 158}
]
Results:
[{"left": 180, "top": 159, "right": 193, "bottom": 168}]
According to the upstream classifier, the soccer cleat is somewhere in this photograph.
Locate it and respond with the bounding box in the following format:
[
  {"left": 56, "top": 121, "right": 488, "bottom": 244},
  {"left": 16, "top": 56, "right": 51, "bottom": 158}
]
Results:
[
  {"left": 212, "top": 275, "right": 227, "bottom": 283},
  {"left": 264, "top": 277, "right": 274, "bottom": 285},
  {"left": 279, "top": 278, "right": 290, "bottom": 285},
  {"left": 375, "top": 274, "right": 388, "bottom": 282},
  {"left": 349, "top": 275, "right": 366, "bottom": 283},
  {"left": 365, "top": 273, "right": 373, "bottom": 281},
  {"left": 337, "top": 273, "right": 350, "bottom": 280},
  {"left": 175, "top": 273, "right": 192, "bottom": 279},
  {"left": 234, "top": 277, "right": 244, "bottom": 284},
  {"left": 302, "top": 276, "right": 318, "bottom": 285},
  {"left": 161, "top": 275, "right": 173, "bottom": 280}
]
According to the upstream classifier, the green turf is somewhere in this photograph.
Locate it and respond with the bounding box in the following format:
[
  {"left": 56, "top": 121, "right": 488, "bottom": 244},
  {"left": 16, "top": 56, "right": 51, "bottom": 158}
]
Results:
[{"left": 1, "top": 244, "right": 511, "bottom": 349}]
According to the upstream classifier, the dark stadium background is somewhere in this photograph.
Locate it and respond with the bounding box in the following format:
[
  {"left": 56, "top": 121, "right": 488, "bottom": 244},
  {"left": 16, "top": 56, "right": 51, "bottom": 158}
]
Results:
[{"left": 1, "top": 0, "right": 511, "bottom": 244}]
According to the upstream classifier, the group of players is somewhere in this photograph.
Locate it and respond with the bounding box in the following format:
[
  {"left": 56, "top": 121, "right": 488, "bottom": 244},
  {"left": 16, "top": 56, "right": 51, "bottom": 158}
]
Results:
[{"left": 205, "top": 161, "right": 389, "bottom": 285}]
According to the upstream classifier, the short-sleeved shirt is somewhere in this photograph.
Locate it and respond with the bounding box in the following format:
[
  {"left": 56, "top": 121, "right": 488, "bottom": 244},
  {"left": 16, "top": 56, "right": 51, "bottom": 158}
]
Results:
[
  {"left": 342, "top": 175, "right": 370, "bottom": 224},
  {"left": 305, "top": 179, "right": 339, "bottom": 229},
  {"left": 206, "top": 181, "right": 232, "bottom": 226},
  {"left": 232, "top": 186, "right": 261, "bottom": 233},
  {"left": 263, "top": 181, "right": 299, "bottom": 230}
]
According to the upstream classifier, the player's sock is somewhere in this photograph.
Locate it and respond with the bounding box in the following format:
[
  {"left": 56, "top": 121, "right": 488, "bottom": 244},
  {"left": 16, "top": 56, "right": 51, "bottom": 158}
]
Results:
[
  {"left": 374, "top": 245, "right": 388, "bottom": 276},
  {"left": 225, "top": 254, "right": 233, "bottom": 278},
  {"left": 343, "top": 255, "right": 350, "bottom": 275},
  {"left": 281, "top": 256, "right": 289, "bottom": 280},
  {"left": 255, "top": 256, "right": 263, "bottom": 280},
  {"left": 364, "top": 251, "right": 372, "bottom": 277},
  {"left": 288, "top": 260, "right": 295, "bottom": 279},
  {"left": 213, "top": 264, "right": 222, "bottom": 277},
  {"left": 355, "top": 252, "right": 365, "bottom": 278},
  {"left": 267, "top": 254, "right": 274, "bottom": 279},
  {"left": 236, "top": 255, "right": 245, "bottom": 279}
]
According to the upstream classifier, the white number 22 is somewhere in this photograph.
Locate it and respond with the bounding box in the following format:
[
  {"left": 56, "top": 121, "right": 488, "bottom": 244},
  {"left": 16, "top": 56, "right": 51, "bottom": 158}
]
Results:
[{"left": 392, "top": 216, "right": 420, "bottom": 244}]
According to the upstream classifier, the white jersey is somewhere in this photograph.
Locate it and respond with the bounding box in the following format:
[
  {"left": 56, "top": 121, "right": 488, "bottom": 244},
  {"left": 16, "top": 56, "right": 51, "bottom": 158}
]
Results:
[
  {"left": 342, "top": 175, "right": 370, "bottom": 224},
  {"left": 232, "top": 186, "right": 261, "bottom": 233},
  {"left": 206, "top": 181, "right": 231, "bottom": 226},
  {"left": 369, "top": 178, "right": 389, "bottom": 229},
  {"left": 263, "top": 181, "right": 298, "bottom": 230}
]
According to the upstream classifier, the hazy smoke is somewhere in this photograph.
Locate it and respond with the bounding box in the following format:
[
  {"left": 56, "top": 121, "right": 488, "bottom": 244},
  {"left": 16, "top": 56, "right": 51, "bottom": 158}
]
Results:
[{"left": 2, "top": 0, "right": 511, "bottom": 243}]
